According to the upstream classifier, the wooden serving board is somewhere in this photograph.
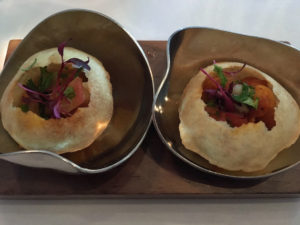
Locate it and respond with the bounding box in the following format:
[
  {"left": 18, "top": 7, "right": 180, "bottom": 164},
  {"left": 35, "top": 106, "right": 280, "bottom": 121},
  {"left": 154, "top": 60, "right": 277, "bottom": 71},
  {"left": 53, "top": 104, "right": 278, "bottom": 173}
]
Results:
[{"left": 1, "top": 40, "right": 300, "bottom": 198}]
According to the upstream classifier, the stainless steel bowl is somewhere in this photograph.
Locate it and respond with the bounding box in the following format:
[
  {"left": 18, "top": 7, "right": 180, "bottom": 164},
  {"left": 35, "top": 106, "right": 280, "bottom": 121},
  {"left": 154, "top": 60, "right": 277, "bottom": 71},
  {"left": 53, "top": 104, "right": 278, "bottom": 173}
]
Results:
[
  {"left": 0, "top": 9, "right": 154, "bottom": 174},
  {"left": 153, "top": 27, "right": 300, "bottom": 179}
]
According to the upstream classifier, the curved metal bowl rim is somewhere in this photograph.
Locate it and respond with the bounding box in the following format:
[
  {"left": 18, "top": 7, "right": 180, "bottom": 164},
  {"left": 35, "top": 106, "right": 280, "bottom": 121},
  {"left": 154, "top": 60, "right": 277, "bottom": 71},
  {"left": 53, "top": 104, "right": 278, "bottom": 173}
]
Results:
[
  {"left": 0, "top": 8, "right": 155, "bottom": 174},
  {"left": 152, "top": 26, "right": 300, "bottom": 179}
]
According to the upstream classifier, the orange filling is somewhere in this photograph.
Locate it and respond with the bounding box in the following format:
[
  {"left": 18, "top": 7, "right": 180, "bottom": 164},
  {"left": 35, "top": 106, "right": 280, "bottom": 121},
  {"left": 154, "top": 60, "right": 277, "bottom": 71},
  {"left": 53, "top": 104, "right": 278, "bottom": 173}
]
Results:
[{"left": 202, "top": 73, "right": 277, "bottom": 130}]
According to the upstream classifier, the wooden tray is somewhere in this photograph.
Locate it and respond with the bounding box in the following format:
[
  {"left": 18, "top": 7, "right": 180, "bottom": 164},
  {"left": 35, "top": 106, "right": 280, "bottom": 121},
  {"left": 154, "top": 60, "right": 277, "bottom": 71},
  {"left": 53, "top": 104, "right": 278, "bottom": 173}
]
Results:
[{"left": 1, "top": 40, "right": 300, "bottom": 198}]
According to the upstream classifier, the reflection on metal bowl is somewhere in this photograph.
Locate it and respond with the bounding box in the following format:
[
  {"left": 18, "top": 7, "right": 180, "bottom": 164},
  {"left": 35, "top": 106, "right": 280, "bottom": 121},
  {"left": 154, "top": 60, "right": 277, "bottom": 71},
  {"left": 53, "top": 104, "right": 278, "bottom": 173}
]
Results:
[{"left": 153, "top": 27, "right": 300, "bottom": 179}]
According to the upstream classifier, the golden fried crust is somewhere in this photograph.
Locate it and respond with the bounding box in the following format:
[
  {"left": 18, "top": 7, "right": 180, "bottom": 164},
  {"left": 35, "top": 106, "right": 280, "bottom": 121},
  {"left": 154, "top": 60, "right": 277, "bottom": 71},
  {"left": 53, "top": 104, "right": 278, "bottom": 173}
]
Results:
[
  {"left": 1, "top": 47, "right": 113, "bottom": 154},
  {"left": 179, "top": 62, "right": 300, "bottom": 172}
]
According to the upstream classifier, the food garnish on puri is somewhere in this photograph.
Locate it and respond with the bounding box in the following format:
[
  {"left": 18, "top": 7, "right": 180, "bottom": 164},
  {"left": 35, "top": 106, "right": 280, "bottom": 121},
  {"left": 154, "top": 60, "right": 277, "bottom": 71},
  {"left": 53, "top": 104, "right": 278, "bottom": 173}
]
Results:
[
  {"left": 0, "top": 41, "right": 113, "bottom": 154},
  {"left": 179, "top": 62, "right": 300, "bottom": 172}
]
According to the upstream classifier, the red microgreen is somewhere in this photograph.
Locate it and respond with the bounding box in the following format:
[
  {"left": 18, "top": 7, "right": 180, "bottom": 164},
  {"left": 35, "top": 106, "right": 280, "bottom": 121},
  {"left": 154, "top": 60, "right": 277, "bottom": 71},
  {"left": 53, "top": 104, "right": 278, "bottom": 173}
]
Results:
[
  {"left": 58, "top": 39, "right": 71, "bottom": 58},
  {"left": 53, "top": 101, "right": 61, "bottom": 119},
  {"left": 18, "top": 39, "right": 90, "bottom": 119},
  {"left": 224, "top": 63, "right": 246, "bottom": 76},
  {"left": 66, "top": 58, "right": 90, "bottom": 71},
  {"left": 200, "top": 66, "right": 235, "bottom": 112},
  {"left": 18, "top": 83, "right": 49, "bottom": 97}
]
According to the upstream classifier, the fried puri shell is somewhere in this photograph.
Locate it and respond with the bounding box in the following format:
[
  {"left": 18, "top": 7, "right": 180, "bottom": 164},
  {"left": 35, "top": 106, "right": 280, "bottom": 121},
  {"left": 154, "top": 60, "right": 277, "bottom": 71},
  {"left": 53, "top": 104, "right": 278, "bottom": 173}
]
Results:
[
  {"left": 179, "top": 62, "right": 300, "bottom": 172},
  {"left": 1, "top": 47, "right": 113, "bottom": 154}
]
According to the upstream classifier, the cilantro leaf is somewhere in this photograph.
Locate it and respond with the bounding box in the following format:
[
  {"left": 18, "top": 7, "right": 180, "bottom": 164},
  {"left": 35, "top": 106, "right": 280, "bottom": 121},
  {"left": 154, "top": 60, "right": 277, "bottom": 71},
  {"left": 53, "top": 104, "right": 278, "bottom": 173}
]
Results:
[
  {"left": 242, "top": 97, "right": 259, "bottom": 109},
  {"left": 64, "top": 86, "right": 76, "bottom": 99},
  {"left": 214, "top": 64, "right": 227, "bottom": 88},
  {"left": 39, "top": 67, "right": 54, "bottom": 92},
  {"left": 232, "top": 82, "right": 259, "bottom": 109},
  {"left": 21, "top": 58, "right": 37, "bottom": 72},
  {"left": 20, "top": 104, "right": 29, "bottom": 112}
]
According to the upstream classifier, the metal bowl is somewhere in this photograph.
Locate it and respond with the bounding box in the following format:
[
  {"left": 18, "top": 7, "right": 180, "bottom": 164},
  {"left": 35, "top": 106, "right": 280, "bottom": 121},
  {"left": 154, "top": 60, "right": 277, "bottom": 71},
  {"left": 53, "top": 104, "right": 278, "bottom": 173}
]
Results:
[
  {"left": 153, "top": 27, "right": 300, "bottom": 179},
  {"left": 0, "top": 9, "right": 154, "bottom": 174}
]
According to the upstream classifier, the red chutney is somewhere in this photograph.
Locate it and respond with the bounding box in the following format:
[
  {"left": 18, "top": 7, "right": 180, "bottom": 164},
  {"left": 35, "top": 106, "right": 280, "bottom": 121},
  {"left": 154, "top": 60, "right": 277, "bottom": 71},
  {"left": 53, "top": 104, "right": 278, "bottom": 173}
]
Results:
[{"left": 202, "top": 73, "right": 277, "bottom": 130}]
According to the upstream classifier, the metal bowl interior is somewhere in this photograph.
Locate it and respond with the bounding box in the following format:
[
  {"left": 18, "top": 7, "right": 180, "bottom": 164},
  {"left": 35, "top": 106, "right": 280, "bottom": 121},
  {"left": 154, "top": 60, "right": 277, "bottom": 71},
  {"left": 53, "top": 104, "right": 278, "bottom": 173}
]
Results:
[
  {"left": 0, "top": 9, "right": 154, "bottom": 173},
  {"left": 153, "top": 27, "right": 300, "bottom": 179}
]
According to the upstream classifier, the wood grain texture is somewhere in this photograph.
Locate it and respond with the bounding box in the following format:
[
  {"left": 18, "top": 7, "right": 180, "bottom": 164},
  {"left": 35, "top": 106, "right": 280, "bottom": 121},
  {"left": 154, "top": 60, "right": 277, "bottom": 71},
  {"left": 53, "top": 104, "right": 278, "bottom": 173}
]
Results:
[{"left": 1, "top": 40, "right": 300, "bottom": 198}]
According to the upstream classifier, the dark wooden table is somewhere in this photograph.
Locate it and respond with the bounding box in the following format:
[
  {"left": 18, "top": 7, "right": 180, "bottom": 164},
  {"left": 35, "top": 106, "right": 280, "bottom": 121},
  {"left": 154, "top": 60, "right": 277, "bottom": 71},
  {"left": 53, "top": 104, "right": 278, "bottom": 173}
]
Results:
[{"left": 1, "top": 40, "right": 299, "bottom": 198}]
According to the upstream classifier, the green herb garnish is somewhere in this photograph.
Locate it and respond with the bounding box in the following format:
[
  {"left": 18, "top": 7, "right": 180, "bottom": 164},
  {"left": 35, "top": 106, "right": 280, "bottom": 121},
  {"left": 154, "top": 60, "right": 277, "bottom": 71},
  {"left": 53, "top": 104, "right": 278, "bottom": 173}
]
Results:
[
  {"left": 21, "top": 58, "right": 37, "bottom": 72},
  {"left": 232, "top": 82, "right": 259, "bottom": 109},
  {"left": 242, "top": 97, "right": 259, "bottom": 109},
  {"left": 64, "top": 86, "right": 76, "bottom": 99},
  {"left": 20, "top": 104, "right": 29, "bottom": 112},
  {"left": 25, "top": 67, "right": 54, "bottom": 92},
  {"left": 214, "top": 64, "right": 227, "bottom": 88},
  {"left": 38, "top": 67, "right": 54, "bottom": 92}
]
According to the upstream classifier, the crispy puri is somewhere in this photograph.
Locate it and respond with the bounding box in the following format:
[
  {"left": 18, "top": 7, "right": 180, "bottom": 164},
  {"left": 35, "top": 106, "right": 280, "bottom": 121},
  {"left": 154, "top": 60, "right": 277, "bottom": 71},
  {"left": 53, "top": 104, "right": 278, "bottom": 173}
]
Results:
[
  {"left": 1, "top": 47, "right": 113, "bottom": 154},
  {"left": 179, "top": 62, "right": 300, "bottom": 172}
]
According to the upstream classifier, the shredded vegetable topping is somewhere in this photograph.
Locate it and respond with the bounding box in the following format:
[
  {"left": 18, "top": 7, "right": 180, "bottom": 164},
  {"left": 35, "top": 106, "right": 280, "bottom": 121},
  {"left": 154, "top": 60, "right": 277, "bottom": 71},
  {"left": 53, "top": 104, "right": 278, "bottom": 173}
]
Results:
[
  {"left": 18, "top": 40, "right": 90, "bottom": 119},
  {"left": 200, "top": 62, "right": 258, "bottom": 111},
  {"left": 199, "top": 61, "right": 278, "bottom": 129}
]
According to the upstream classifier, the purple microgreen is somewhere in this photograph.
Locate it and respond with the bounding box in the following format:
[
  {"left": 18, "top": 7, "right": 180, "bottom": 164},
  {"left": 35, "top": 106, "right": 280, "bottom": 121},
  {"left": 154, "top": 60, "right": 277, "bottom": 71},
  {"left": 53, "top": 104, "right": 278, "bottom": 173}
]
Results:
[
  {"left": 224, "top": 63, "right": 246, "bottom": 76},
  {"left": 56, "top": 39, "right": 72, "bottom": 85},
  {"left": 200, "top": 66, "right": 235, "bottom": 112},
  {"left": 204, "top": 89, "right": 218, "bottom": 96},
  {"left": 66, "top": 58, "right": 90, "bottom": 71},
  {"left": 222, "top": 92, "right": 236, "bottom": 112},
  {"left": 19, "top": 39, "right": 90, "bottom": 119},
  {"left": 53, "top": 101, "right": 61, "bottom": 119},
  {"left": 200, "top": 68, "right": 223, "bottom": 91},
  {"left": 18, "top": 83, "right": 49, "bottom": 97},
  {"left": 26, "top": 92, "right": 48, "bottom": 104},
  {"left": 50, "top": 68, "right": 79, "bottom": 117},
  {"left": 28, "top": 98, "right": 45, "bottom": 104},
  {"left": 21, "top": 58, "right": 37, "bottom": 72},
  {"left": 228, "top": 81, "right": 234, "bottom": 94},
  {"left": 58, "top": 39, "right": 71, "bottom": 58}
]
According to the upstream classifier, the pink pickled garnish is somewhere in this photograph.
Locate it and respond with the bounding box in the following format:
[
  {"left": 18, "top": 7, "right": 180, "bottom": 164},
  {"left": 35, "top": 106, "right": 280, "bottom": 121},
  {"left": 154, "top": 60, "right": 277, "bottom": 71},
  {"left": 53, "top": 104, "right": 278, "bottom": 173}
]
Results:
[
  {"left": 224, "top": 63, "right": 246, "bottom": 76},
  {"left": 53, "top": 100, "right": 61, "bottom": 119},
  {"left": 18, "top": 39, "right": 91, "bottom": 119},
  {"left": 200, "top": 66, "right": 235, "bottom": 112},
  {"left": 18, "top": 83, "right": 49, "bottom": 97}
]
